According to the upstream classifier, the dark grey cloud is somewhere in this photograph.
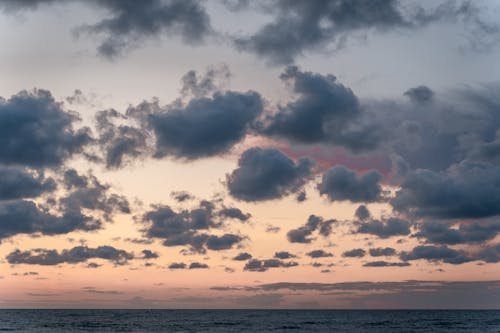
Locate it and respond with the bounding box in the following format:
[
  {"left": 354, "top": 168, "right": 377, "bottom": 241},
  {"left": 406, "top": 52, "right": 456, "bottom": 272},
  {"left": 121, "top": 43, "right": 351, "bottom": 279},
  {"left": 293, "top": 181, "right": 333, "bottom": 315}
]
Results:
[
  {"left": 392, "top": 161, "right": 500, "bottom": 219},
  {"left": 0, "top": 169, "right": 130, "bottom": 240},
  {"left": 95, "top": 109, "right": 148, "bottom": 169},
  {"left": 170, "top": 191, "right": 194, "bottom": 203},
  {"left": 319, "top": 165, "right": 383, "bottom": 203},
  {"left": 259, "top": 67, "right": 380, "bottom": 151},
  {"left": 59, "top": 171, "right": 131, "bottom": 222},
  {"left": 0, "top": 200, "right": 99, "bottom": 240},
  {"left": 6, "top": 245, "right": 134, "bottom": 266},
  {"left": 205, "top": 234, "right": 243, "bottom": 251},
  {"left": 243, "top": 258, "right": 299, "bottom": 272},
  {"left": 400, "top": 245, "right": 472, "bottom": 265},
  {"left": 141, "top": 249, "right": 159, "bottom": 259},
  {"left": 363, "top": 261, "right": 410, "bottom": 267},
  {"left": 374, "top": 84, "right": 500, "bottom": 172},
  {"left": 189, "top": 262, "right": 209, "bottom": 269},
  {"left": 233, "top": 0, "right": 408, "bottom": 64},
  {"left": 274, "top": 251, "right": 296, "bottom": 259},
  {"left": 295, "top": 191, "right": 307, "bottom": 202},
  {"left": 233, "top": 252, "right": 252, "bottom": 261},
  {"left": 0, "top": 166, "right": 56, "bottom": 200},
  {"left": 287, "top": 215, "right": 335, "bottom": 243},
  {"left": 78, "top": 0, "right": 212, "bottom": 58},
  {"left": 306, "top": 250, "right": 333, "bottom": 258},
  {"left": 227, "top": 147, "right": 313, "bottom": 202},
  {"left": 143, "top": 91, "right": 263, "bottom": 159},
  {"left": 218, "top": 207, "right": 251, "bottom": 222},
  {"left": 233, "top": 0, "right": 495, "bottom": 65},
  {"left": 369, "top": 247, "right": 396, "bottom": 257},
  {"left": 180, "top": 64, "right": 231, "bottom": 99},
  {"left": 0, "top": 89, "right": 91, "bottom": 168},
  {"left": 354, "top": 205, "right": 371, "bottom": 220},
  {"left": 342, "top": 248, "right": 366, "bottom": 258},
  {"left": 415, "top": 220, "right": 500, "bottom": 245},
  {"left": 477, "top": 243, "right": 500, "bottom": 263},
  {"left": 355, "top": 217, "right": 411, "bottom": 238},
  {"left": 168, "top": 262, "right": 186, "bottom": 269},
  {"left": 404, "top": 86, "right": 434, "bottom": 104},
  {"left": 141, "top": 201, "right": 244, "bottom": 253}
]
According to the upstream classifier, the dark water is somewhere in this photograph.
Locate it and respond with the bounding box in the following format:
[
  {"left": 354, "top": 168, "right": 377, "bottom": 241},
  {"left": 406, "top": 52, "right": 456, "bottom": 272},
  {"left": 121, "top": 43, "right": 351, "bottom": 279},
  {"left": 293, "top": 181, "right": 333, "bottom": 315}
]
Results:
[{"left": 0, "top": 310, "right": 499, "bottom": 332}]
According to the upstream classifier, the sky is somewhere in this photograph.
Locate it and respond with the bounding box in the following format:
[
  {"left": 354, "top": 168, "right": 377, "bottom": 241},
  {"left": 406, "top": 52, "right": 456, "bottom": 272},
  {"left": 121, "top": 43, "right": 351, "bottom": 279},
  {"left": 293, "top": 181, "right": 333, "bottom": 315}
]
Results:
[{"left": 0, "top": 0, "right": 500, "bottom": 309}]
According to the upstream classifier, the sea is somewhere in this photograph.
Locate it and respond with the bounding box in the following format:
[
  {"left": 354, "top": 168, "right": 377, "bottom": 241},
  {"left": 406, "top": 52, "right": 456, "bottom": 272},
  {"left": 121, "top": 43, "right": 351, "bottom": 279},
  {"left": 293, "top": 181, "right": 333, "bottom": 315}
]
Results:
[{"left": 0, "top": 310, "right": 499, "bottom": 332}]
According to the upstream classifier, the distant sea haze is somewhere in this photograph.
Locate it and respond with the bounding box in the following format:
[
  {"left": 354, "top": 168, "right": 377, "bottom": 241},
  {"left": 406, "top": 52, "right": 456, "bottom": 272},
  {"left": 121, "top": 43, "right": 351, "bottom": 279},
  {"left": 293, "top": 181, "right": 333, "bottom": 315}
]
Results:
[{"left": 0, "top": 309, "right": 499, "bottom": 332}]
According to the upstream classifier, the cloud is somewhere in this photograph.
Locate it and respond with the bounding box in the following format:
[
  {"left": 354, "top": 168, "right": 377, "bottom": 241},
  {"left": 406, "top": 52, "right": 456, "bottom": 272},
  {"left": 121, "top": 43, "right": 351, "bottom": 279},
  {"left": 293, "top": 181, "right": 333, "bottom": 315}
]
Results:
[
  {"left": 274, "top": 251, "right": 296, "bottom": 259},
  {"left": 180, "top": 64, "right": 231, "bottom": 99},
  {"left": 227, "top": 147, "right": 313, "bottom": 201},
  {"left": 392, "top": 161, "right": 500, "bottom": 219},
  {"left": 354, "top": 205, "right": 371, "bottom": 220},
  {"left": 404, "top": 86, "right": 434, "bottom": 104},
  {"left": 363, "top": 261, "right": 410, "bottom": 267},
  {"left": 0, "top": 165, "right": 56, "bottom": 200},
  {"left": 415, "top": 220, "right": 500, "bottom": 245},
  {"left": 218, "top": 207, "right": 251, "bottom": 222},
  {"left": 0, "top": 89, "right": 91, "bottom": 168},
  {"left": 0, "top": 200, "right": 99, "bottom": 240},
  {"left": 243, "top": 258, "right": 298, "bottom": 272},
  {"left": 189, "top": 262, "right": 209, "bottom": 269},
  {"left": 141, "top": 250, "right": 159, "bottom": 259},
  {"left": 477, "top": 243, "right": 500, "bottom": 263},
  {"left": 233, "top": 252, "right": 252, "bottom": 261},
  {"left": 369, "top": 247, "right": 397, "bottom": 257},
  {"left": 400, "top": 245, "right": 472, "bottom": 265},
  {"left": 342, "top": 248, "right": 366, "bottom": 258},
  {"left": 168, "top": 262, "right": 186, "bottom": 269},
  {"left": 78, "top": 0, "right": 212, "bottom": 58},
  {"left": 287, "top": 215, "right": 335, "bottom": 243},
  {"left": 319, "top": 165, "right": 384, "bottom": 203},
  {"left": 259, "top": 67, "right": 379, "bottom": 151},
  {"left": 305, "top": 250, "right": 333, "bottom": 258},
  {"left": 0, "top": 0, "right": 57, "bottom": 12},
  {"left": 139, "top": 91, "right": 263, "bottom": 160},
  {"left": 94, "top": 109, "right": 148, "bottom": 169},
  {"left": 0, "top": 168, "right": 130, "bottom": 240},
  {"left": 233, "top": 1, "right": 497, "bottom": 65},
  {"left": 355, "top": 217, "right": 411, "bottom": 238},
  {"left": 233, "top": 0, "right": 410, "bottom": 64},
  {"left": 170, "top": 191, "right": 194, "bottom": 203},
  {"left": 6, "top": 245, "right": 134, "bottom": 265},
  {"left": 141, "top": 201, "right": 244, "bottom": 253}
]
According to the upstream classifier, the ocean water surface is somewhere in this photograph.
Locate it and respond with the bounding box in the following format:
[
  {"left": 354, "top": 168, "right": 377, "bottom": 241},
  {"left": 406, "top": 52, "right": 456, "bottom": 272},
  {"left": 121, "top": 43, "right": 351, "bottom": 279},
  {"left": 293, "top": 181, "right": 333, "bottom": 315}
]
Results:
[{"left": 0, "top": 309, "right": 499, "bottom": 332}]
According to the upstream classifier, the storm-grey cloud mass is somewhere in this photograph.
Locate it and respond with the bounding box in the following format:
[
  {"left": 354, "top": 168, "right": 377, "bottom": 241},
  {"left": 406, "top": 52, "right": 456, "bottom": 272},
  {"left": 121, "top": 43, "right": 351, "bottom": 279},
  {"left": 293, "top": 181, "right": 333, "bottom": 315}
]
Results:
[
  {"left": 141, "top": 201, "right": 244, "bottom": 253},
  {"left": 233, "top": 0, "right": 496, "bottom": 64},
  {"left": 140, "top": 90, "right": 263, "bottom": 160},
  {"left": 227, "top": 147, "right": 313, "bottom": 201},
  {"left": 0, "top": 166, "right": 56, "bottom": 200},
  {"left": 80, "top": 0, "right": 213, "bottom": 58},
  {"left": 392, "top": 161, "right": 500, "bottom": 219},
  {"left": 342, "top": 248, "right": 366, "bottom": 258},
  {"left": 415, "top": 220, "right": 500, "bottom": 245},
  {"left": 287, "top": 215, "right": 335, "bottom": 243},
  {"left": 319, "top": 165, "right": 384, "bottom": 203},
  {"left": 7, "top": 245, "right": 134, "bottom": 265},
  {"left": 259, "top": 67, "right": 380, "bottom": 151},
  {"left": 355, "top": 217, "right": 411, "bottom": 238},
  {"left": 306, "top": 250, "right": 333, "bottom": 258},
  {"left": 244, "top": 258, "right": 298, "bottom": 272},
  {"left": 0, "top": 89, "right": 91, "bottom": 168}
]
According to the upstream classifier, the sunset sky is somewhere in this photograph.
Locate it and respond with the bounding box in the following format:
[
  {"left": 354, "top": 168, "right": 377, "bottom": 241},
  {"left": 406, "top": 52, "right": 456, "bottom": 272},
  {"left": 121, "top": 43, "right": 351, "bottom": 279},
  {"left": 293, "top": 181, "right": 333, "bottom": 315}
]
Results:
[{"left": 1, "top": 0, "right": 500, "bottom": 309}]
